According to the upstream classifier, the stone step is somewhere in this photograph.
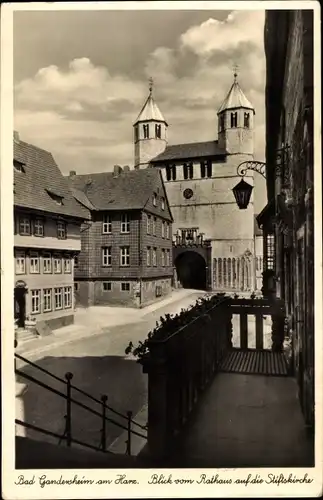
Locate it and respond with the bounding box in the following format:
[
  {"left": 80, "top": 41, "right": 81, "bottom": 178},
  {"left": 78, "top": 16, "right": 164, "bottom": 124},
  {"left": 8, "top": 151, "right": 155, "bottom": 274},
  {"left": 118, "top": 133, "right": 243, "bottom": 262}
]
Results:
[{"left": 15, "top": 328, "right": 39, "bottom": 343}]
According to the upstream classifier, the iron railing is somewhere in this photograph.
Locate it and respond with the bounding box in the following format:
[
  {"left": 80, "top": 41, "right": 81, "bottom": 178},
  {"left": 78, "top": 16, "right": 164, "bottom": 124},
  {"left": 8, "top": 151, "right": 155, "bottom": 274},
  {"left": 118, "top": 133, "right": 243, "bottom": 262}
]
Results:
[{"left": 15, "top": 352, "right": 147, "bottom": 455}]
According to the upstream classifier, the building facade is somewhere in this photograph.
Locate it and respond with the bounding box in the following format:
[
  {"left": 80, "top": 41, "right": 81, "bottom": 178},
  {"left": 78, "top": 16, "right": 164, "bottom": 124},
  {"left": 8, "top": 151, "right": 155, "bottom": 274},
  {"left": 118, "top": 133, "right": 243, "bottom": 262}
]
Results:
[
  {"left": 133, "top": 77, "right": 262, "bottom": 292},
  {"left": 68, "top": 166, "right": 173, "bottom": 307},
  {"left": 261, "top": 10, "right": 314, "bottom": 429},
  {"left": 13, "top": 133, "right": 88, "bottom": 333}
]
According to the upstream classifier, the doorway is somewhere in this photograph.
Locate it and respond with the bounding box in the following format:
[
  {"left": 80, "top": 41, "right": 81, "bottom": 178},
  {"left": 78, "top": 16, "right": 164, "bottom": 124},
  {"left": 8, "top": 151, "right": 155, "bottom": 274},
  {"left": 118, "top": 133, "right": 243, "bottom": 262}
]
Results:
[
  {"left": 14, "top": 287, "right": 26, "bottom": 328},
  {"left": 175, "top": 251, "right": 207, "bottom": 290}
]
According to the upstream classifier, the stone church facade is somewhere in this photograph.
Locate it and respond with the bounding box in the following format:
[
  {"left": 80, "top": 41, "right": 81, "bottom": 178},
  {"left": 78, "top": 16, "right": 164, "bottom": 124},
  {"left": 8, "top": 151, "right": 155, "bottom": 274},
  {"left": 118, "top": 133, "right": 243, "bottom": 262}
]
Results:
[{"left": 133, "top": 75, "right": 263, "bottom": 293}]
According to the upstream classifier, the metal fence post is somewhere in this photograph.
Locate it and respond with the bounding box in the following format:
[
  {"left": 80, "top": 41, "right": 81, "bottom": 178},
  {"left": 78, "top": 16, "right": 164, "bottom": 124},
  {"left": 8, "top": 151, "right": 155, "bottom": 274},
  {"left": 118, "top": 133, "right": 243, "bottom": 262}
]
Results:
[
  {"left": 65, "top": 372, "right": 73, "bottom": 447},
  {"left": 126, "top": 410, "right": 133, "bottom": 456},
  {"left": 100, "top": 395, "right": 108, "bottom": 451}
]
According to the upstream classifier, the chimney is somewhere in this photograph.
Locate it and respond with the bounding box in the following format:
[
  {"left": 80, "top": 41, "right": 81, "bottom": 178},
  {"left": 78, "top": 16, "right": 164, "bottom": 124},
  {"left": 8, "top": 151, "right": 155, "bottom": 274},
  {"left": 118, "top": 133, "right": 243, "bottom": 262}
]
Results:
[
  {"left": 13, "top": 131, "right": 20, "bottom": 143},
  {"left": 123, "top": 165, "right": 130, "bottom": 173},
  {"left": 113, "top": 165, "right": 123, "bottom": 177},
  {"left": 69, "top": 170, "right": 76, "bottom": 178}
]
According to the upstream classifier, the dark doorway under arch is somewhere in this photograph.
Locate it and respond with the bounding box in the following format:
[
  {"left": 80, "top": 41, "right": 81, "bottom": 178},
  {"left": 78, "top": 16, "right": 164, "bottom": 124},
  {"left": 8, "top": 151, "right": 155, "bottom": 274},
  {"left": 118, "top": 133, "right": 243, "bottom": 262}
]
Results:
[{"left": 175, "top": 251, "right": 207, "bottom": 290}]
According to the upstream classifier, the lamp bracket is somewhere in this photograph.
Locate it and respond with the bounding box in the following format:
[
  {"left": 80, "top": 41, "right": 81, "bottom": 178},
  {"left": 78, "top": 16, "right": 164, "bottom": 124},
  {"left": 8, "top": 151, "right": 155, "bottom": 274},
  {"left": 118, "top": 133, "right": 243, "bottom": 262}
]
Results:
[{"left": 237, "top": 145, "right": 291, "bottom": 181}]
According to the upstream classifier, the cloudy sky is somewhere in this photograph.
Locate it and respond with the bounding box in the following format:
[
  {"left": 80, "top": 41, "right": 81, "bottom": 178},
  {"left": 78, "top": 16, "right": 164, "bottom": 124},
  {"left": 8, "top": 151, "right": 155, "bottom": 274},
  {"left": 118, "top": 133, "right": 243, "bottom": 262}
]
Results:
[{"left": 14, "top": 7, "right": 266, "bottom": 210}]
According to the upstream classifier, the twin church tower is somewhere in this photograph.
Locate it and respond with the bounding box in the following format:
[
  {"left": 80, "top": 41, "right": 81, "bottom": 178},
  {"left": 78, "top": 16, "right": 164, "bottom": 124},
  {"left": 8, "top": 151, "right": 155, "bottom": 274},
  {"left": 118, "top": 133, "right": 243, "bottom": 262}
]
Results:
[{"left": 132, "top": 73, "right": 258, "bottom": 291}]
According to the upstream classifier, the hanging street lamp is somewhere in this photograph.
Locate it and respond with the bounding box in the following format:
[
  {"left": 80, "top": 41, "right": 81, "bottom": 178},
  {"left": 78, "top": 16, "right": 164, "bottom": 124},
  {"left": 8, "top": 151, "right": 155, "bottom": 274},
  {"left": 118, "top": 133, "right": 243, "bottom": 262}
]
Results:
[{"left": 232, "top": 178, "right": 254, "bottom": 210}]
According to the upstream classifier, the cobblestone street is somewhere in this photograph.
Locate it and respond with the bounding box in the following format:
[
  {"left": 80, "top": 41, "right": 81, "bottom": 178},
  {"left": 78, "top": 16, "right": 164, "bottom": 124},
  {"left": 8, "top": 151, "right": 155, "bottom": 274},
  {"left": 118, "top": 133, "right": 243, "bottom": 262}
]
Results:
[{"left": 16, "top": 291, "right": 206, "bottom": 451}]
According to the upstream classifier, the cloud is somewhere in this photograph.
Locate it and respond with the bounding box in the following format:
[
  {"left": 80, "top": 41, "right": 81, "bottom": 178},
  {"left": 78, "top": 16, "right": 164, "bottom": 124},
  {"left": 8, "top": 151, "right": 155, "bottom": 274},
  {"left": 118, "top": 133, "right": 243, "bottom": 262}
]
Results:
[{"left": 14, "top": 9, "right": 266, "bottom": 212}]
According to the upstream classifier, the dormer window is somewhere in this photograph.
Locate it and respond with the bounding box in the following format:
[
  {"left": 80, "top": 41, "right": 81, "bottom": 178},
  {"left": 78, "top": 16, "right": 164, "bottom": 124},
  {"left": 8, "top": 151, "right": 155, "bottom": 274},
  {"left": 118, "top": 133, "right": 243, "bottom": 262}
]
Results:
[
  {"left": 14, "top": 160, "right": 25, "bottom": 173},
  {"left": 244, "top": 112, "right": 250, "bottom": 128},
  {"left": 143, "top": 124, "right": 149, "bottom": 139},
  {"left": 47, "top": 189, "right": 64, "bottom": 205},
  {"left": 153, "top": 192, "right": 157, "bottom": 206},
  {"left": 161, "top": 197, "right": 165, "bottom": 210},
  {"left": 231, "top": 112, "right": 238, "bottom": 128},
  {"left": 155, "top": 124, "right": 161, "bottom": 139}
]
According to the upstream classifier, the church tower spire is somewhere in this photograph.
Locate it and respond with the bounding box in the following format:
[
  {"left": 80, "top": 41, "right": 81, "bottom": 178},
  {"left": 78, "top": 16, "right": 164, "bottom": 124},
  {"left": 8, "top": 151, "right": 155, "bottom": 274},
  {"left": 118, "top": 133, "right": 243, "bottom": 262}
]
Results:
[
  {"left": 217, "top": 69, "right": 255, "bottom": 155},
  {"left": 133, "top": 78, "right": 168, "bottom": 169}
]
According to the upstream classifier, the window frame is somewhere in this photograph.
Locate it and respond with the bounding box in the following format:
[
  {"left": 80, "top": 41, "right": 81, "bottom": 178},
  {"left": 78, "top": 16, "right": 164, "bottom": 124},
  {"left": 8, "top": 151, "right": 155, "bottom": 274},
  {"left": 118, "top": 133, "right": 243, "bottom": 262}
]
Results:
[
  {"left": 153, "top": 193, "right": 157, "bottom": 207},
  {"left": 53, "top": 255, "right": 62, "bottom": 274},
  {"left": 120, "top": 282, "right": 130, "bottom": 292},
  {"left": 33, "top": 218, "right": 44, "bottom": 237},
  {"left": 120, "top": 246, "right": 130, "bottom": 267},
  {"left": 121, "top": 213, "right": 130, "bottom": 233},
  {"left": 147, "top": 214, "right": 151, "bottom": 234},
  {"left": 102, "top": 246, "right": 112, "bottom": 267},
  {"left": 161, "top": 197, "right": 165, "bottom": 211},
  {"left": 54, "top": 287, "right": 63, "bottom": 310},
  {"left": 30, "top": 252, "right": 40, "bottom": 274},
  {"left": 64, "top": 286, "right": 72, "bottom": 309},
  {"left": 15, "top": 251, "right": 26, "bottom": 274},
  {"left": 146, "top": 247, "right": 151, "bottom": 267},
  {"left": 43, "top": 252, "right": 52, "bottom": 274},
  {"left": 153, "top": 217, "right": 157, "bottom": 236},
  {"left": 19, "top": 216, "right": 31, "bottom": 236},
  {"left": 31, "top": 289, "right": 41, "bottom": 314},
  {"left": 57, "top": 221, "right": 67, "bottom": 240},
  {"left": 64, "top": 256, "right": 71, "bottom": 273},
  {"left": 43, "top": 288, "right": 52, "bottom": 313},
  {"left": 102, "top": 281, "right": 112, "bottom": 292},
  {"left": 103, "top": 214, "right": 112, "bottom": 234},
  {"left": 152, "top": 247, "right": 157, "bottom": 267}
]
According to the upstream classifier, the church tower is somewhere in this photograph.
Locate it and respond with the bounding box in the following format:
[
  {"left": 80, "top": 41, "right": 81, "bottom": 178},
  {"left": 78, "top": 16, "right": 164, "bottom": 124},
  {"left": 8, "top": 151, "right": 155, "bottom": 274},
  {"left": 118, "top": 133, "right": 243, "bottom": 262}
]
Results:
[
  {"left": 217, "top": 71, "right": 255, "bottom": 156},
  {"left": 133, "top": 79, "right": 168, "bottom": 169}
]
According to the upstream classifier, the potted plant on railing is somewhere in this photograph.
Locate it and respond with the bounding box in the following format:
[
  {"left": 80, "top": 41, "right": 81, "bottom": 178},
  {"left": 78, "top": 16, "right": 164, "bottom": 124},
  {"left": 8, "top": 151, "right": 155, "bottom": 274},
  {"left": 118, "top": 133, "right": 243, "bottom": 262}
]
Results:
[{"left": 125, "top": 293, "right": 228, "bottom": 368}]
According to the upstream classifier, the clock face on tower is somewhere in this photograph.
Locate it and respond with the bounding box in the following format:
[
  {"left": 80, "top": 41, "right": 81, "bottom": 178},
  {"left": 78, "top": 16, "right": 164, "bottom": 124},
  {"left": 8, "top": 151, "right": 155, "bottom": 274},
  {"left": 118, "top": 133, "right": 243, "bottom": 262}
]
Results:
[{"left": 183, "top": 188, "right": 193, "bottom": 199}]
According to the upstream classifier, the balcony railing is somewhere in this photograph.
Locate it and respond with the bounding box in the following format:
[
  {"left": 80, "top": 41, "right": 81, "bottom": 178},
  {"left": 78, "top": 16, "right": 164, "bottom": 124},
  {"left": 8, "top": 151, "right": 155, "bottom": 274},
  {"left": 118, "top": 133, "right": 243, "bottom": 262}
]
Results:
[{"left": 142, "top": 295, "right": 286, "bottom": 459}]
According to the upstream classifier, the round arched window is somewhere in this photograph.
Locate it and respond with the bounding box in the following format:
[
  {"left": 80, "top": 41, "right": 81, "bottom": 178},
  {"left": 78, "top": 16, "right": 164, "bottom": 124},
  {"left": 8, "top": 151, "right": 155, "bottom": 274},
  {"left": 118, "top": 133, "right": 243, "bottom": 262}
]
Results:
[{"left": 183, "top": 188, "right": 193, "bottom": 199}]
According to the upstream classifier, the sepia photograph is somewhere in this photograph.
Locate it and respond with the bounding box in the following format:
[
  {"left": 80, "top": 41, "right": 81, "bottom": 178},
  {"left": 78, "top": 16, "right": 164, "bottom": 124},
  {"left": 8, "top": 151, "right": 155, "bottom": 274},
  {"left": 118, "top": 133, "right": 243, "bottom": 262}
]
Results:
[{"left": 1, "top": 1, "right": 321, "bottom": 498}]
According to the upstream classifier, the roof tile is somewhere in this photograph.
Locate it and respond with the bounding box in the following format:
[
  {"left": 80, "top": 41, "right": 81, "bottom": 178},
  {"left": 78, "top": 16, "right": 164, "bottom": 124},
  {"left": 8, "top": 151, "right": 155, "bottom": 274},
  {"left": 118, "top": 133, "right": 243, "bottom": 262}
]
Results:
[{"left": 150, "top": 140, "right": 227, "bottom": 163}]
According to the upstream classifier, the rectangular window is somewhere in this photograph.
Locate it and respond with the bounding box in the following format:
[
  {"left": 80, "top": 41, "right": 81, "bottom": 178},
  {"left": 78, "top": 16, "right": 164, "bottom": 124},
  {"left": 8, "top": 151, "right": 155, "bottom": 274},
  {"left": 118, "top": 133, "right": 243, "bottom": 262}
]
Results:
[
  {"left": 30, "top": 252, "right": 40, "bottom": 273},
  {"left": 54, "top": 255, "right": 62, "bottom": 274},
  {"left": 134, "top": 126, "right": 139, "bottom": 143},
  {"left": 43, "top": 252, "right": 52, "bottom": 273},
  {"left": 153, "top": 217, "right": 157, "bottom": 236},
  {"left": 162, "top": 221, "right": 165, "bottom": 238},
  {"left": 54, "top": 287, "right": 63, "bottom": 310},
  {"left": 166, "top": 164, "right": 176, "bottom": 181},
  {"left": 161, "top": 197, "right": 165, "bottom": 210},
  {"left": 153, "top": 193, "right": 157, "bottom": 206},
  {"left": 19, "top": 217, "right": 30, "bottom": 235},
  {"left": 74, "top": 282, "right": 79, "bottom": 292},
  {"left": 166, "top": 223, "right": 170, "bottom": 239},
  {"left": 43, "top": 288, "right": 52, "bottom": 312},
  {"left": 31, "top": 289, "right": 41, "bottom": 314},
  {"left": 15, "top": 251, "right": 25, "bottom": 274},
  {"left": 155, "top": 124, "right": 161, "bottom": 138},
  {"left": 74, "top": 255, "right": 79, "bottom": 267},
  {"left": 33, "top": 218, "right": 44, "bottom": 237},
  {"left": 161, "top": 249, "right": 165, "bottom": 267},
  {"left": 200, "top": 161, "right": 206, "bottom": 178},
  {"left": 231, "top": 112, "right": 238, "bottom": 128},
  {"left": 103, "top": 214, "right": 112, "bottom": 233},
  {"left": 64, "top": 286, "right": 72, "bottom": 308},
  {"left": 143, "top": 124, "right": 149, "bottom": 139},
  {"left": 147, "top": 214, "right": 151, "bottom": 234},
  {"left": 166, "top": 249, "right": 170, "bottom": 266},
  {"left": 102, "top": 282, "right": 112, "bottom": 291},
  {"left": 152, "top": 248, "right": 157, "bottom": 267},
  {"left": 147, "top": 247, "right": 151, "bottom": 266},
  {"left": 121, "top": 282, "right": 130, "bottom": 292},
  {"left": 121, "top": 214, "right": 130, "bottom": 233},
  {"left": 64, "top": 256, "right": 71, "bottom": 273},
  {"left": 120, "top": 246, "right": 130, "bottom": 266},
  {"left": 102, "top": 247, "right": 112, "bottom": 266},
  {"left": 267, "top": 234, "right": 275, "bottom": 270},
  {"left": 57, "top": 221, "right": 66, "bottom": 239},
  {"left": 244, "top": 112, "right": 250, "bottom": 128},
  {"left": 183, "top": 163, "right": 193, "bottom": 180}
]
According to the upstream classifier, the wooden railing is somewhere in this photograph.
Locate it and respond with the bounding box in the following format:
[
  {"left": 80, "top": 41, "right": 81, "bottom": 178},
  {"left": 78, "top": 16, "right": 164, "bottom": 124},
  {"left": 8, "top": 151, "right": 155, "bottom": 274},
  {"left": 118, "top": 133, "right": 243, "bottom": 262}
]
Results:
[
  {"left": 142, "top": 297, "right": 232, "bottom": 458},
  {"left": 142, "top": 296, "right": 285, "bottom": 459},
  {"left": 228, "top": 297, "right": 285, "bottom": 351}
]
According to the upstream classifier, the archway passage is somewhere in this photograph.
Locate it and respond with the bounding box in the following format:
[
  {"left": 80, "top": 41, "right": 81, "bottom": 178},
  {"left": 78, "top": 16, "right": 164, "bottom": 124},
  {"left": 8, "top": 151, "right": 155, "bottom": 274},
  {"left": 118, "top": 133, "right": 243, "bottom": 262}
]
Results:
[{"left": 175, "top": 251, "right": 207, "bottom": 290}]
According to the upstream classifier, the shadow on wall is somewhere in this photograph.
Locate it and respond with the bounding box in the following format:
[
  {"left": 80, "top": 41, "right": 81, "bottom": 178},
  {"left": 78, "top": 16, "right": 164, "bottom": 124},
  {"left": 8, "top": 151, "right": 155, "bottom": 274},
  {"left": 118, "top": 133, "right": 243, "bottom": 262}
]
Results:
[
  {"left": 175, "top": 251, "right": 207, "bottom": 290},
  {"left": 15, "top": 354, "right": 147, "bottom": 463}
]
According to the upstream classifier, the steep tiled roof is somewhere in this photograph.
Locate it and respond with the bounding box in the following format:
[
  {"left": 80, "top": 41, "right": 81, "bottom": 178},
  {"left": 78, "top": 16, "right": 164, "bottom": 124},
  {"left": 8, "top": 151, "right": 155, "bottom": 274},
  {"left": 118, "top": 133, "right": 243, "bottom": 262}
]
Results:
[
  {"left": 14, "top": 138, "right": 89, "bottom": 220},
  {"left": 218, "top": 79, "right": 254, "bottom": 114},
  {"left": 67, "top": 168, "right": 168, "bottom": 212},
  {"left": 150, "top": 140, "right": 227, "bottom": 163}
]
